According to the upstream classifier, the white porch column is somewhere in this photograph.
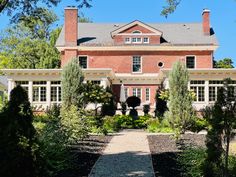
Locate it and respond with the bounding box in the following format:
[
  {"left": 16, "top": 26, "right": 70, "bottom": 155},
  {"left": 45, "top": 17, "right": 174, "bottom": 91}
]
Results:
[
  {"left": 100, "top": 78, "right": 108, "bottom": 88},
  {"left": 28, "top": 81, "right": 33, "bottom": 103},
  {"left": 46, "top": 81, "right": 51, "bottom": 108},
  {"left": 205, "top": 80, "right": 209, "bottom": 105},
  {"left": 7, "top": 79, "right": 14, "bottom": 100}
]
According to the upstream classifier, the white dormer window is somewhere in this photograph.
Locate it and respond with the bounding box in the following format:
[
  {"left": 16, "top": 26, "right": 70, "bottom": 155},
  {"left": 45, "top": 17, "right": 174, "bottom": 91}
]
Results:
[
  {"left": 143, "top": 37, "right": 149, "bottom": 43},
  {"left": 132, "top": 37, "right": 142, "bottom": 43},
  {"left": 125, "top": 37, "right": 131, "bottom": 43},
  {"left": 132, "top": 30, "right": 142, "bottom": 34}
]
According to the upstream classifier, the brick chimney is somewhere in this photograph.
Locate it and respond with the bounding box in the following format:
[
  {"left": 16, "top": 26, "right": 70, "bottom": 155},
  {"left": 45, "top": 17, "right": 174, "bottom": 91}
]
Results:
[
  {"left": 202, "top": 9, "right": 210, "bottom": 35},
  {"left": 65, "top": 6, "right": 78, "bottom": 46}
]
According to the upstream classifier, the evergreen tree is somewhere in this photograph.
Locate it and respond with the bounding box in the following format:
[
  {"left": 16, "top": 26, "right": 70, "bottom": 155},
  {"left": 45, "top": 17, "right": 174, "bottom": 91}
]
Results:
[
  {"left": 155, "top": 85, "right": 168, "bottom": 117},
  {"left": 61, "top": 58, "right": 84, "bottom": 108},
  {"left": 0, "top": 85, "right": 37, "bottom": 177},
  {"left": 166, "top": 61, "right": 195, "bottom": 135}
]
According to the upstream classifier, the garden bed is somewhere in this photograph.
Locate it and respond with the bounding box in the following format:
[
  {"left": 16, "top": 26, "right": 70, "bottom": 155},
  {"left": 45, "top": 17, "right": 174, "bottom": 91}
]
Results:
[
  {"left": 56, "top": 135, "right": 113, "bottom": 177},
  {"left": 148, "top": 134, "right": 206, "bottom": 177}
]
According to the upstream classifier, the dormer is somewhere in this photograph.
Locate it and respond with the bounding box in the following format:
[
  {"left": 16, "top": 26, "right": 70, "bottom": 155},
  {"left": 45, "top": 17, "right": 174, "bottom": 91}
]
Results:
[{"left": 111, "top": 20, "right": 163, "bottom": 45}]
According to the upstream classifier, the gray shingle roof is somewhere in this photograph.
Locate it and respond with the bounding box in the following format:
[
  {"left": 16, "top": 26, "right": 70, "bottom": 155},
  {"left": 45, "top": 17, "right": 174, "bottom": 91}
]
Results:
[{"left": 56, "top": 22, "right": 218, "bottom": 47}]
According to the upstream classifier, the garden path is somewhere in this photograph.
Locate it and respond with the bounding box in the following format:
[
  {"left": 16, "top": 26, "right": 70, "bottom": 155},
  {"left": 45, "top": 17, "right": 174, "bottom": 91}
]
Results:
[{"left": 89, "top": 129, "right": 155, "bottom": 177}]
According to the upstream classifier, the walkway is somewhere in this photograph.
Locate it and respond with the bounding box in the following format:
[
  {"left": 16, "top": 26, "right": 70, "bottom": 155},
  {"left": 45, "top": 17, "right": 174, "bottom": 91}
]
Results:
[{"left": 89, "top": 129, "right": 155, "bottom": 177}]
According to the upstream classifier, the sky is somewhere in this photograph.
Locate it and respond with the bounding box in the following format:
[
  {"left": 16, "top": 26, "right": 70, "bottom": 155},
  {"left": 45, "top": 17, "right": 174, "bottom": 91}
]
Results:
[{"left": 0, "top": 0, "right": 236, "bottom": 65}]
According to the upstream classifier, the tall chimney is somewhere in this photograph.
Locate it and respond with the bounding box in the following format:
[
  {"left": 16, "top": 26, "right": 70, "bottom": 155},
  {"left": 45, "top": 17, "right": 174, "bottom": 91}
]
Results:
[
  {"left": 65, "top": 6, "right": 78, "bottom": 46},
  {"left": 202, "top": 9, "right": 210, "bottom": 35}
]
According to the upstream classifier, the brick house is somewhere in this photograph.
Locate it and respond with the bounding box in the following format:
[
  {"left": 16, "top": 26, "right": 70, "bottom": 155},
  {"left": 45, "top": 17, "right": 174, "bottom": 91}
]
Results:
[{"left": 3, "top": 7, "right": 236, "bottom": 111}]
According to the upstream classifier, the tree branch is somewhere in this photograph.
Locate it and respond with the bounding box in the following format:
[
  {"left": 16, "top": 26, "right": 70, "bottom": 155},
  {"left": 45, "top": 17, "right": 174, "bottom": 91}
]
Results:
[{"left": 0, "top": 0, "right": 9, "bottom": 13}]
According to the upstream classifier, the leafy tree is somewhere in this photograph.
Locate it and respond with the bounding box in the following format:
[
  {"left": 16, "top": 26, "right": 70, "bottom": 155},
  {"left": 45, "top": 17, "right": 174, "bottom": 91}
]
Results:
[
  {"left": 204, "top": 78, "right": 236, "bottom": 177},
  {"left": 0, "top": 0, "right": 92, "bottom": 23},
  {"left": 166, "top": 61, "right": 195, "bottom": 136},
  {"left": 155, "top": 86, "right": 168, "bottom": 117},
  {"left": 0, "top": 9, "right": 61, "bottom": 69},
  {"left": 61, "top": 58, "right": 84, "bottom": 108},
  {"left": 161, "top": 0, "right": 181, "bottom": 17},
  {"left": 101, "top": 87, "right": 116, "bottom": 117},
  {"left": 214, "top": 58, "right": 234, "bottom": 68},
  {"left": 0, "top": 85, "right": 38, "bottom": 177}
]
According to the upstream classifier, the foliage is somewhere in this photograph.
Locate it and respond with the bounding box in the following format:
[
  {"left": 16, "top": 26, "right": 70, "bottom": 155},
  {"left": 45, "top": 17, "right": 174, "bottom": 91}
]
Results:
[
  {"left": 60, "top": 105, "right": 89, "bottom": 143},
  {"left": 143, "top": 104, "right": 150, "bottom": 115},
  {"left": 101, "top": 87, "right": 116, "bottom": 117},
  {"left": 103, "top": 116, "right": 120, "bottom": 133},
  {"left": 121, "top": 102, "right": 127, "bottom": 115},
  {"left": 134, "top": 115, "right": 151, "bottom": 129},
  {"left": 161, "top": 0, "right": 181, "bottom": 17},
  {"left": 189, "top": 118, "right": 209, "bottom": 133},
  {"left": 126, "top": 96, "right": 141, "bottom": 108},
  {"left": 0, "top": 92, "right": 7, "bottom": 111},
  {"left": 0, "top": 18, "right": 60, "bottom": 69},
  {"left": 155, "top": 88, "right": 168, "bottom": 117},
  {"left": 147, "top": 118, "right": 174, "bottom": 133},
  {"left": 165, "top": 61, "right": 195, "bottom": 137},
  {"left": 203, "top": 78, "right": 236, "bottom": 177},
  {"left": 0, "top": 85, "right": 38, "bottom": 177},
  {"left": 61, "top": 58, "right": 84, "bottom": 108},
  {"left": 214, "top": 58, "right": 234, "bottom": 68},
  {"left": 177, "top": 147, "right": 206, "bottom": 177},
  {"left": 0, "top": 0, "right": 92, "bottom": 23}
]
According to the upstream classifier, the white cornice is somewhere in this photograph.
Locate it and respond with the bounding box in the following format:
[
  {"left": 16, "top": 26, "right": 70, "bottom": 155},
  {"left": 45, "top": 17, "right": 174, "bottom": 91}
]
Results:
[{"left": 57, "top": 45, "right": 219, "bottom": 52}]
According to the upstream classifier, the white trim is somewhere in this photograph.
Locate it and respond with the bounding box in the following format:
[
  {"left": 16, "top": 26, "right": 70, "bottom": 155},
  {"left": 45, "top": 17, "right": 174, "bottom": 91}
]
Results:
[
  {"left": 132, "top": 87, "right": 142, "bottom": 100},
  {"left": 143, "top": 37, "right": 150, "bottom": 44},
  {"left": 132, "top": 30, "right": 142, "bottom": 34},
  {"left": 186, "top": 55, "right": 197, "bottom": 69},
  {"left": 132, "top": 56, "right": 142, "bottom": 73},
  {"left": 116, "top": 33, "right": 159, "bottom": 36},
  {"left": 131, "top": 37, "right": 142, "bottom": 44},
  {"left": 124, "top": 37, "right": 131, "bottom": 44},
  {"left": 145, "top": 88, "right": 151, "bottom": 102},
  {"left": 78, "top": 55, "right": 89, "bottom": 69}
]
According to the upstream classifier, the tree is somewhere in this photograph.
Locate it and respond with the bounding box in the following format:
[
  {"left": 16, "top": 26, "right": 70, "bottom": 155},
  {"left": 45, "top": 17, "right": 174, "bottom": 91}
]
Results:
[
  {"left": 0, "top": 9, "right": 61, "bottom": 69},
  {"left": 166, "top": 61, "right": 195, "bottom": 136},
  {"left": 214, "top": 58, "right": 234, "bottom": 68},
  {"left": 204, "top": 78, "right": 236, "bottom": 177},
  {"left": 161, "top": 0, "right": 181, "bottom": 17},
  {"left": 0, "top": 85, "right": 37, "bottom": 177},
  {"left": 101, "top": 87, "right": 116, "bottom": 117},
  {"left": 61, "top": 58, "right": 84, "bottom": 108},
  {"left": 155, "top": 85, "right": 168, "bottom": 117},
  {"left": 0, "top": 0, "right": 92, "bottom": 23}
]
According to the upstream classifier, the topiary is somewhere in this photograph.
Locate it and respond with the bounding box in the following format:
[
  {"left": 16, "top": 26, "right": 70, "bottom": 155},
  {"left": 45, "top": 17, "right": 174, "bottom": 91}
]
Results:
[{"left": 126, "top": 96, "right": 141, "bottom": 109}]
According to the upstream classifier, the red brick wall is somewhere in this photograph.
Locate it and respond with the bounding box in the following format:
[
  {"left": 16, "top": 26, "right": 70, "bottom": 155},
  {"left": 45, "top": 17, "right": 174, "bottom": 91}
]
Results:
[
  {"left": 121, "top": 24, "right": 154, "bottom": 34},
  {"left": 78, "top": 50, "right": 213, "bottom": 73},
  {"left": 65, "top": 8, "right": 78, "bottom": 46},
  {"left": 202, "top": 10, "right": 210, "bottom": 35},
  {"left": 112, "top": 84, "right": 159, "bottom": 106},
  {"left": 61, "top": 49, "right": 77, "bottom": 67}
]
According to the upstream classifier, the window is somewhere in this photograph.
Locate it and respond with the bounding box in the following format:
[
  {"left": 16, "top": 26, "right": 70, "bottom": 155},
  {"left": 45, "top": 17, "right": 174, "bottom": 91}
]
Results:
[
  {"left": 79, "top": 56, "right": 87, "bottom": 69},
  {"left": 51, "top": 81, "right": 61, "bottom": 102},
  {"left": 33, "top": 81, "right": 47, "bottom": 102},
  {"left": 133, "top": 88, "right": 142, "bottom": 99},
  {"left": 131, "top": 37, "right": 142, "bottom": 43},
  {"left": 190, "top": 80, "right": 205, "bottom": 102},
  {"left": 132, "top": 30, "right": 141, "bottom": 34},
  {"left": 145, "top": 88, "right": 150, "bottom": 102},
  {"left": 132, "top": 56, "right": 142, "bottom": 73},
  {"left": 124, "top": 88, "right": 129, "bottom": 99},
  {"left": 186, "top": 56, "right": 195, "bottom": 68},
  {"left": 143, "top": 37, "right": 149, "bottom": 43},
  {"left": 91, "top": 80, "right": 101, "bottom": 85},
  {"left": 125, "top": 38, "right": 131, "bottom": 43}
]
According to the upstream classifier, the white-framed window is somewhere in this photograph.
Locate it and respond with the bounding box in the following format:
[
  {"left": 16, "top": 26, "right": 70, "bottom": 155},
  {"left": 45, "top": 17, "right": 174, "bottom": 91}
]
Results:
[
  {"left": 132, "top": 56, "right": 142, "bottom": 73},
  {"left": 145, "top": 88, "right": 150, "bottom": 102},
  {"left": 143, "top": 37, "right": 149, "bottom": 43},
  {"left": 132, "top": 30, "right": 142, "bottom": 34},
  {"left": 51, "top": 81, "right": 61, "bottom": 102},
  {"left": 78, "top": 56, "right": 88, "bottom": 69},
  {"left": 125, "top": 37, "right": 131, "bottom": 44},
  {"left": 190, "top": 80, "right": 205, "bottom": 102},
  {"left": 33, "top": 81, "right": 47, "bottom": 102},
  {"left": 124, "top": 88, "right": 129, "bottom": 99},
  {"left": 186, "top": 56, "right": 196, "bottom": 69},
  {"left": 133, "top": 88, "right": 142, "bottom": 99},
  {"left": 91, "top": 80, "right": 101, "bottom": 85},
  {"left": 15, "top": 81, "right": 29, "bottom": 95},
  {"left": 131, "top": 37, "right": 142, "bottom": 43}
]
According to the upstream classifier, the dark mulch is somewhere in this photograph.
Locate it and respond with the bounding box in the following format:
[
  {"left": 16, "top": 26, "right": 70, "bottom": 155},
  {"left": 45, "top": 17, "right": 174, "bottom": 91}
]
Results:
[
  {"left": 56, "top": 135, "right": 113, "bottom": 177},
  {"left": 148, "top": 134, "right": 206, "bottom": 177}
]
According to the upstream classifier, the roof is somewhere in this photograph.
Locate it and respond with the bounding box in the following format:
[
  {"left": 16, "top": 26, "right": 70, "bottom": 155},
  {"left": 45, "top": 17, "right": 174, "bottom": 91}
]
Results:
[
  {"left": 0, "top": 76, "right": 7, "bottom": 88},
  {"left": 56, "top": 22, "right": 218, "bottom": 47}
]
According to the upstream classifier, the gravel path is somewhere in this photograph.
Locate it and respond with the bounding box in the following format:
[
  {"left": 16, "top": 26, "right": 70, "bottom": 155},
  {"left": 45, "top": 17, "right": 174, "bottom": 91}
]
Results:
[{"left": 89, "top": 129, "right": 155, "bottom": 177}]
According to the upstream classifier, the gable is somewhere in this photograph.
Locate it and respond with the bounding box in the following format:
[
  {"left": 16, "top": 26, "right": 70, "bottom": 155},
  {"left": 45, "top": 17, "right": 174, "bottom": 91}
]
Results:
[{"left": 111, "top": 20, "right": 163, "bottom": 37}]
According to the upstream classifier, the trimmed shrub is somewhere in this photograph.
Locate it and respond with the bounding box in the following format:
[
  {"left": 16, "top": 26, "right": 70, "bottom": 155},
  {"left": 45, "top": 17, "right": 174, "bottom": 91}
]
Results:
[
  {"left": 134, "top": 115, "right": 151, "bottom": 128},
  {"left": 147, "top": 118, "right": 174, "bottom": 133},
  {"left": 126, "top": 96, "right": 141, "bottom": 108},
  {"left": 143, "top": 104, "right": 150, "bottom": 115}
]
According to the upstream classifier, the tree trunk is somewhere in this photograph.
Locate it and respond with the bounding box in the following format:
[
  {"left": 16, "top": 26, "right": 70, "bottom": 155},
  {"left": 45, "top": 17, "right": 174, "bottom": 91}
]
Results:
[{"left": 0, "top": 0, "right": 9, "bottom": 13}]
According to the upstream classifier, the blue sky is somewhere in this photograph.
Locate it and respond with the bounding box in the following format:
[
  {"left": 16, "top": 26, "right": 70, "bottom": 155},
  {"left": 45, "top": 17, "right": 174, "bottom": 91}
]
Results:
[{"left": 1, "top": 0, "right": 236, "bottom": 65}]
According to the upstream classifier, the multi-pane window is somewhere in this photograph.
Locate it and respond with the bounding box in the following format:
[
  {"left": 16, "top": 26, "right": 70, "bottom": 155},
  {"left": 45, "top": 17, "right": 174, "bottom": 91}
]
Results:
[
  {"left": 51, "top": 81, "right": 61, "bottom": 102},
  {"left": 131, "top": 37, "right": 142, "bottom": 43},
  {"left": 145, "top": 88, "right": 150, "bottom": 101},
  {"left": 190, "top": 80, "right": 205, "bottom": 102},
  {"left": 125, "top": 38, "right": 131, "bottom": 43},
  {"left": 186, "top": 56, "right": 195, "bottom": 69},
  {"left": 79, "top": 56, "right": 87, "bottom": 69},
  {"left": 132, "top": 56, "right": 141, "bottom": 72},
  {"left": 91, "top": 80, "right": 101, "bottom": 85},
  {"left": 133, "top": 88, "right": 142, "bottom": 99},
  {"left": 124, "top": 88, "right": 129, "bottom": 99},
  {"left": 33, "top": 81, "right": 46, "bottom": 102},
  {"left": 143, "top": 37, "right": 149, "bottom": 43}
]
